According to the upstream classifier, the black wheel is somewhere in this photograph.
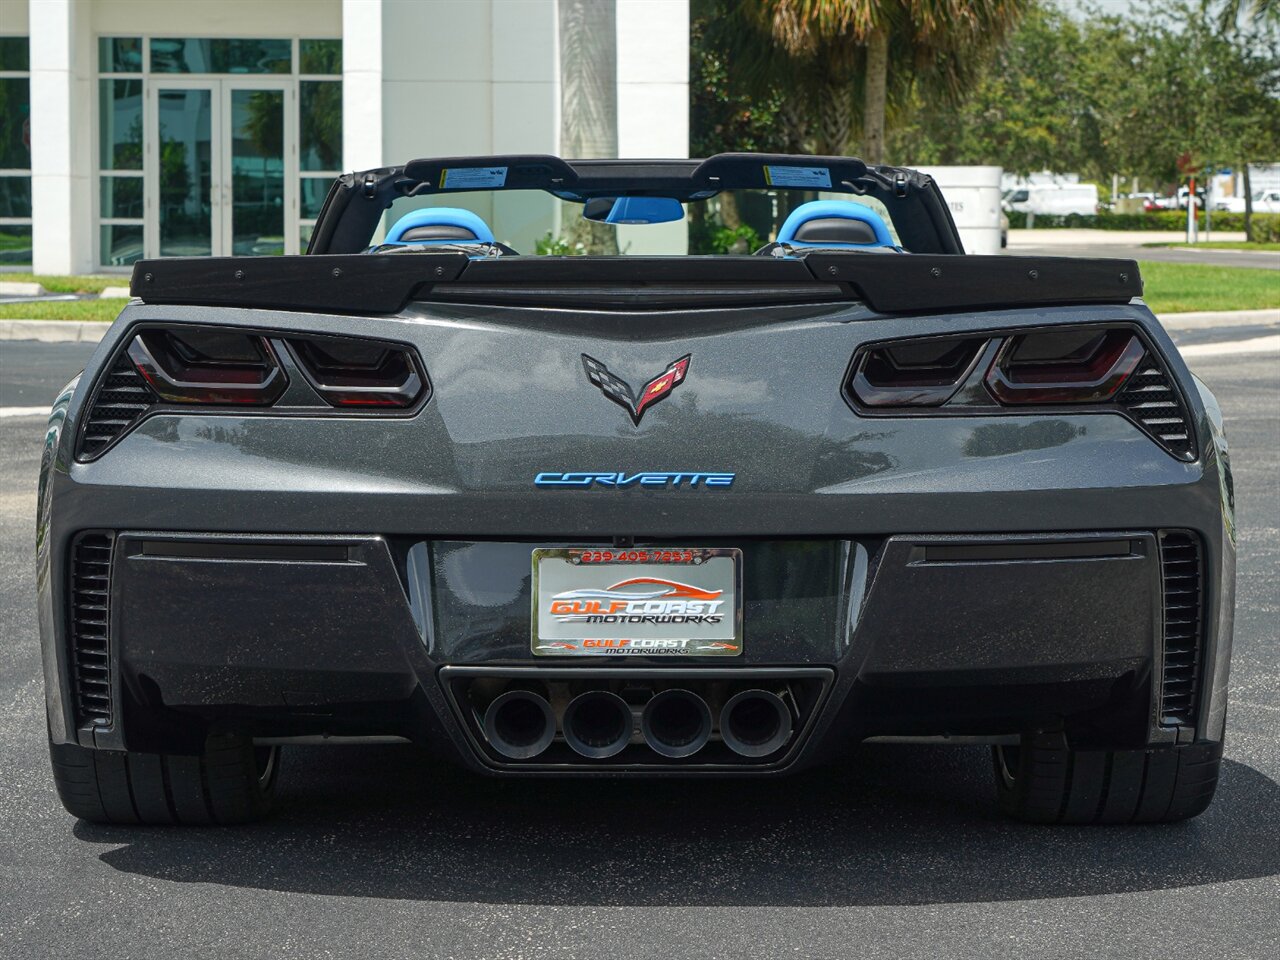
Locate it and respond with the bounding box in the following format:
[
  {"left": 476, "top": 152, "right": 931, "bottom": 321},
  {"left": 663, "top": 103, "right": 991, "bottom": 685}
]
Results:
[
  {"left": 49, "top": 734, "right": 279, "bottom": 825},
  {"left": 993, "top": 733, "right": 1222, "bottom": 824}
]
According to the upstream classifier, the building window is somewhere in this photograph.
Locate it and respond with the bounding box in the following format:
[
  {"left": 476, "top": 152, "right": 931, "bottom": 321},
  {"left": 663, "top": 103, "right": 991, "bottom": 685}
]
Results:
[
  {"left": 0, "top": 36, "right": 32, "bottom": 267},
  {"left": 95, "top": 37, "right": 342, "bottom": 268},
  {"left": 299, "top": 39, "right": 342, "bottom": 250}
]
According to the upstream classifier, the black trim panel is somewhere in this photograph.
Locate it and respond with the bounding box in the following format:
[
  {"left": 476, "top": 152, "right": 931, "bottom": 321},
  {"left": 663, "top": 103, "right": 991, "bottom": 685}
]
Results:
[{"left": 132, "top": 252, "right": 1142, "bottom": 317}]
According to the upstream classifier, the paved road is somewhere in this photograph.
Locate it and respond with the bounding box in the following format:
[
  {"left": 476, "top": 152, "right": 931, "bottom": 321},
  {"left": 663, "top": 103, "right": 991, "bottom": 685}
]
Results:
[
  {"left": 1, "top": 336, "right": 1277, "bottom": 959},
  {"left": 1009, "top": 242, "right": 1280, "bottom": 269}
]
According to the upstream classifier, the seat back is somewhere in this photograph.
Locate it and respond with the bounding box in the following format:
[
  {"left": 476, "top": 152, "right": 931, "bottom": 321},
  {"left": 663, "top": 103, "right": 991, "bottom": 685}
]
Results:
[
  {"left": 775, "top": 200, "right": 895, "bottom": 248},
  {"left": 384, "top": 207, "right": 496, "bottom": 245}
]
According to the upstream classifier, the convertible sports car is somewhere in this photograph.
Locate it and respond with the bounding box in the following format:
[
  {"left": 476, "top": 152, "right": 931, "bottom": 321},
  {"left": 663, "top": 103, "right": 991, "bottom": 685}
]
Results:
[{"left": 38, "top": 154, "right": 1234, "bottom": 826}]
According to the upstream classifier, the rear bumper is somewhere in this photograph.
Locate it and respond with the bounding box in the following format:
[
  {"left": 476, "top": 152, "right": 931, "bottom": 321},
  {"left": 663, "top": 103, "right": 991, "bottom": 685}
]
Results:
[{"left": 42, "top": 528, "right": 1229, "bottom": 773}]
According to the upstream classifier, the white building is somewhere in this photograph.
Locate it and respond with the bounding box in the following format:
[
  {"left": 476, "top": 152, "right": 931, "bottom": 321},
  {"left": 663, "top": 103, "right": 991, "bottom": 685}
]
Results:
[{"left": 0, "top": 0, "right": 689, "bottom": 274}]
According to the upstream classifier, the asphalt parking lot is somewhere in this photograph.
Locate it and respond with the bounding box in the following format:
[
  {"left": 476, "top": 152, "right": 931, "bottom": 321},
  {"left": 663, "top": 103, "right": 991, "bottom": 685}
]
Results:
[{"left": 1, "top": 329, "right": 1277, "bottom": 959}]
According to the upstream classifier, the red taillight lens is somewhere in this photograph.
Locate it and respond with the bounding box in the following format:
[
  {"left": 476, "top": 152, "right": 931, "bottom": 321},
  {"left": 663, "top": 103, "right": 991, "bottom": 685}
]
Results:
[
  {"left": 287, "top": 336, "right": 426, "bottom": 408},
  {"left": 849, "top": 337, "right": 988, "bottom": 407},
  {"left": 984, "top": 329, "right": 1144, "bottom": 405},
  {"left": 128, "top": 329, "right": 286, "bottom": 405}
]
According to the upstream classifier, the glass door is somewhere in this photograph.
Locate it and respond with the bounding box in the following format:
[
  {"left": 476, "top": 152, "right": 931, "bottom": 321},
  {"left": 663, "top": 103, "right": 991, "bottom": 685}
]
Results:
[
  {"left": 222, "top": 79, "right": 296, "bottom": 256},
  {"left": 148, "top": 81, "right": 218, "bottom": 257},
  {"left": 147, "top": 79, "right": 297, "bottom": 258}
]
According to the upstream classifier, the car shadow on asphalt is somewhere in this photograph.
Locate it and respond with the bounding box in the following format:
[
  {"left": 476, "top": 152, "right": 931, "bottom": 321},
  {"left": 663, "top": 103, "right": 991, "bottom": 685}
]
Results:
[{"left": 79, "top": 743, "right": 1280, "bottom": 907}]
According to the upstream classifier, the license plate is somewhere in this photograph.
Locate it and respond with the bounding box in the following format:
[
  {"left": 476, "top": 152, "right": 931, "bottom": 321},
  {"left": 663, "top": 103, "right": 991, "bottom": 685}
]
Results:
[{"left": 531, "top": 547, "right": 742, "bottom": 656}]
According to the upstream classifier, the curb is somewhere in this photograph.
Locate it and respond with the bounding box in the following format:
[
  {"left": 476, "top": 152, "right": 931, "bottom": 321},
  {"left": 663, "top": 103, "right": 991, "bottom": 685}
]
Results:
[
  {"left": 0, "top": 280, "right": 47, "bottom": 297},
  {"left": 0, "top": 320, "right": 109, "bottom": 343},
  {"left": 1157, "top": 308, "right": 1279, "bottom": 330}
]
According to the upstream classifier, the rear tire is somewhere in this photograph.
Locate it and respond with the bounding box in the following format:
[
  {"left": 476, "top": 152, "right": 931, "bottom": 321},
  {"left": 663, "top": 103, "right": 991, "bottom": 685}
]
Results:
[
  {"left": 993, "top": 734, "right": 1221, "bottom": 824},
  {"left": 49, "top": 734, "right": 279, "bottom": 825}
]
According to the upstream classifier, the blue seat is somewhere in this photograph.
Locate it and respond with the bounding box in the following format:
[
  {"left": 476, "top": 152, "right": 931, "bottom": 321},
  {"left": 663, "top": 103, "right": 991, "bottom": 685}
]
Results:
[
  {"left": 383, "top": 207, "right": 496, "bottom": 246},
  {"left": 775, "top": 200, "right": 896, "bottom": 249}
]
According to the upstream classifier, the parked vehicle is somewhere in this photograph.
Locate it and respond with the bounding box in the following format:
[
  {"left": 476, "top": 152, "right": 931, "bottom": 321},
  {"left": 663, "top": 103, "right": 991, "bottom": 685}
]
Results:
[
  {"left": 40, "top": 153, "right": 1233, "bottom": 827},
  {"left": 1002, "top": 183, "right": 1099, "bottom": 217},
  {"left": 1214, "top": 189, "right": 1280, "bottom": 214}
]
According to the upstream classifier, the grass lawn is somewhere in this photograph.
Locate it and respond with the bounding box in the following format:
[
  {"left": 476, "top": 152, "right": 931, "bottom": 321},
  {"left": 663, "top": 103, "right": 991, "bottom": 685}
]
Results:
[
  {"left": 1143, "top": 241, "right": 1280, "bottom": 252},
  {"left": 0, "top": 298, "right": 124, "bottom": 322},
  {"left": 0, "top": 271, "right": 125, "bottom": 294},
  {"left": 1138, "top": 260, "right": 1280, "bottom": 314}
]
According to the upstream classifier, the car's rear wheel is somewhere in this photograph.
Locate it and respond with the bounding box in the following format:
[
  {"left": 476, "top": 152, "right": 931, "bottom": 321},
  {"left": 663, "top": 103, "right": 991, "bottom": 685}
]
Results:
[
  {"left": 49, "top": 734, "right": 279, "bottom": 825},
  {"left": 992, "top": 733, "right": 1221, "bottom": 824}
]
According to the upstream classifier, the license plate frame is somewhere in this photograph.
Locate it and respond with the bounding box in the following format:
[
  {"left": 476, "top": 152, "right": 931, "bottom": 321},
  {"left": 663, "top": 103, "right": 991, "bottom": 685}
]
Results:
[{"left": 531, "top": 547, "right": 743, "bottom": 657}]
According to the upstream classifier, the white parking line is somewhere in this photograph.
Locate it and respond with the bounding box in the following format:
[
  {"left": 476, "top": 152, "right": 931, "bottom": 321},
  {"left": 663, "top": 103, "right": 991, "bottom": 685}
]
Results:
[
  {"left": 0, "top": 406, "right": 50, "bottom": 418},
  {"left": 1180, "top": 334, "right": 1280, "bottom": 357}
]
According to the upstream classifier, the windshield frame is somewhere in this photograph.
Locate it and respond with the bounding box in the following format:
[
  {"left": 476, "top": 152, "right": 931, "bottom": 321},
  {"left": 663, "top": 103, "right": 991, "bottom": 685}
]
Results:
[{"left": 306, "top": 153, "right": 964, "bottom": 257}]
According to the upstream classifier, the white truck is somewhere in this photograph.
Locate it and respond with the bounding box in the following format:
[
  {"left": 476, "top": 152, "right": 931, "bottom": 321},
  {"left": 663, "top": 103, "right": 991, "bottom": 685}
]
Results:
[{"left": 1003, "top": 183, "right": 1099, "bottom": 217}]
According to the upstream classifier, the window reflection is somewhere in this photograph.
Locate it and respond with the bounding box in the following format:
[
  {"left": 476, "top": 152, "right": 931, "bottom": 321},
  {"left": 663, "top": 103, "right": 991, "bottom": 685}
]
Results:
[
  {"left": 158, "top": 88, "right": 213, "bottom": 257},
  {"left": 231, "top": 89, "right": 285, "bottom": 255},
  {"left": 99, "top": 37, "right": 143, "bottom": 73},
  {"left": 98, "top": 80, "right": 143, "bottom": 170},
  {"left": 300, "top": 80, "right": 342, "bottom": 171},
  {"left": 151, "top": 38, "right": 291, "bottom": 74}
]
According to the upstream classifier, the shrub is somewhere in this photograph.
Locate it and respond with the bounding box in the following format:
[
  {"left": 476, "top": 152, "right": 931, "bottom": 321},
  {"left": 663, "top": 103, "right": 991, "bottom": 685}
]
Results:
[
  {"left": 689, "top": 222, "right": 762, "bottom": 254},
  {"left": 1006, "top": 210, "right": 1280, "bottom": 237},
  {"left": 1249, "top": 214, "right": 1280, "bottom": 243}
]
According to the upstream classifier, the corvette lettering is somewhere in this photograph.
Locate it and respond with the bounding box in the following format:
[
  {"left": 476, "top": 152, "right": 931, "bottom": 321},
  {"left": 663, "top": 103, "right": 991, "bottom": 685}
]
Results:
[{"left": 534, "top": 471, "right": 735, "bottom": 488}]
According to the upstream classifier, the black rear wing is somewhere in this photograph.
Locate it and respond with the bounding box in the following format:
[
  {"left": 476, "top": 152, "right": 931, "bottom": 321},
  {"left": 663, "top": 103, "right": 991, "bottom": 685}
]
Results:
[{"left": 129, "top": 252, "right": 1142, "bottom": 316}]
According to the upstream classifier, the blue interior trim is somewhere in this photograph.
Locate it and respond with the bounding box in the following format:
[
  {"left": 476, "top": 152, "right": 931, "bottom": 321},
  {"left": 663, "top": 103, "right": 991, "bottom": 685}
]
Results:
[
  {"left": 776, "top": 200, "right": 895, "bottom": 247},
  {"left": 385, "top": 207, "right": 496, "bottom": 244}
]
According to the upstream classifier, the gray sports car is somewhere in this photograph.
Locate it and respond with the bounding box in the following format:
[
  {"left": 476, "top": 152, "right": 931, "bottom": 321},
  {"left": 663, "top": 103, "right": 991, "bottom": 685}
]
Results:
[{"left": 38, "top": 154, "right": 1234, "bottom": 826}]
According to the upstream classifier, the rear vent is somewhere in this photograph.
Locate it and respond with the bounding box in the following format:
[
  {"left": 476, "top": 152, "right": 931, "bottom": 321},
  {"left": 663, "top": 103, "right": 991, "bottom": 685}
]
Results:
[
  {"left": 1116, "top": 354, "right": 1196, "bottom": 461},
  {"left": 1159, "top": 531, "right": 1203, "bottom": 727},
  {"left": 77, "top": 354, "right": 157, "bottom": 460},
  {"left": 70, "top": 533, "right": 115, "bottom": 727}
]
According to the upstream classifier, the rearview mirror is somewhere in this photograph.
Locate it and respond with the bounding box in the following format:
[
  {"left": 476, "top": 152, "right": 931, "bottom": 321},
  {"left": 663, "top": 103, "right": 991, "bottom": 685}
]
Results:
[{"left": 582, "top": 196, "right": 685, "bottom": 225}]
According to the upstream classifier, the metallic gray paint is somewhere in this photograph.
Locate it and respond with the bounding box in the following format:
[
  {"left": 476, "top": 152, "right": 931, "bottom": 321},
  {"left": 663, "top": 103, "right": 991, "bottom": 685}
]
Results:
[{"left": 38, "top": 294, "right": 1235, "bottom": 761}]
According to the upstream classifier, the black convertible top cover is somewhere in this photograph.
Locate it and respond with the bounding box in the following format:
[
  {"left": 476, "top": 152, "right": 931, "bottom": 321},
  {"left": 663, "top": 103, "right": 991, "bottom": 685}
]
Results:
[{"left": 129, "top": 251, "right": 1142, "bottom": 315}]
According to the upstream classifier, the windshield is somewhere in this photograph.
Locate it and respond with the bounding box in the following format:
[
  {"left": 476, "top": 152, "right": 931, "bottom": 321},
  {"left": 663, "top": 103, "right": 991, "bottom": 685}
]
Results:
[
  {"left": 380, "top": 189, "right": 901, "bottom": 256},
  {"left": 308, "top": 155, "right": 964, "bottom": 256}
]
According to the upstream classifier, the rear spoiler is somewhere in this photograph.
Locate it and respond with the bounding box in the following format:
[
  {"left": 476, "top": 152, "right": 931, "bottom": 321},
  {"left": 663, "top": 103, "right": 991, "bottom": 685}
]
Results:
[{"left": 129, "top": 253, "right": 1142, "bottom": 316}]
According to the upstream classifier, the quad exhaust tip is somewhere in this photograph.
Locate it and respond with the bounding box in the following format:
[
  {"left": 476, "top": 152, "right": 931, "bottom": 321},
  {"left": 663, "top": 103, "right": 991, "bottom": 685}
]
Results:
[
  {"left": 563, "top": 690, "right": 633, "bottom": 759},
  {"left": 720, "top": 689, "right": 793, "bottom": 758},
  {"left": 642, "top": 689, "right": 713, "bottom": 759},
  {"left": 483, "top": 689, "right": 556, "bottom": 760}
]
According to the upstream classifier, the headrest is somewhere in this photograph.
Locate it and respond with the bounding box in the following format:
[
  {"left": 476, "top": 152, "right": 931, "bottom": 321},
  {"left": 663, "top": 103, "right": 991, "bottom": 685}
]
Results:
[
  {"left": 384, "top": 207, "right": 496, "bottom": 245},
  {"left": 776, "top": 200, "right": 895, "bottom": 248}
]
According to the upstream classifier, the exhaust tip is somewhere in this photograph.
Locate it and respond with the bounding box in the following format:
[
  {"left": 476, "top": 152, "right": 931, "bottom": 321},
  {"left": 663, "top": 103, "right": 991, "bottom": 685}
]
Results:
[
  {"left": 642, "top": 689, "right": 712, "bottom": 759},
  {"left": 720, "top": 689, "right": 793, "bottom": 758},
  {"left": 563, "top": 691, "right": 633, "bottom": 759},
  {"left": 482, "top": 689, "right": 555, "bottom": 760}
]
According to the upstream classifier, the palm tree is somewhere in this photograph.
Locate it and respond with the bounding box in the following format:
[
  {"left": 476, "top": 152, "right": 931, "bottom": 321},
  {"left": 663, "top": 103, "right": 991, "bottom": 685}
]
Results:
[
  {"left": 750, "top": 0, "right": 1031, "bottom": 163},
  {"left": 1213, "top": 0, "right": 1279, "bottom": 28}
]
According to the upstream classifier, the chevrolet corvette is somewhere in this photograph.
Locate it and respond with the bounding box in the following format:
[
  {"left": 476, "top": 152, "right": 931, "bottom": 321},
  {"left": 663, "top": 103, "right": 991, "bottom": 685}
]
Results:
[{"left": 38, "top": 154, "right": 1234, "bottom": 825}]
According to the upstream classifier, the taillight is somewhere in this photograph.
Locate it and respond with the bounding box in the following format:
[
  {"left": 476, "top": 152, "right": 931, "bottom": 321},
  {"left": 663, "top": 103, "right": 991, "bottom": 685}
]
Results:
[
  {"left": 849, "top": 337, "right": 987, "bottom": 407},
  {"left": 287, "top": 336, "right": 426, "bottom": 408},
  {"left": 984, "top": 329, "right": 1144, "bottom": 404},
  {"left": 127, "top": 328, "right": 286, "bottom": 405},
  {"left": 76, "top": 325, "right": 430, "bottom": 461},
  {"left": 844, "top": 324, "right": 1195, "bottom": 460}
]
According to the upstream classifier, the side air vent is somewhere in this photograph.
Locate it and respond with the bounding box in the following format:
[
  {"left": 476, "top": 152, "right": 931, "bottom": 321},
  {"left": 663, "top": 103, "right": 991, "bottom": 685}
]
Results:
[
  {"left": 77, "top": 353, "right": 158, "bottom": 460},
  {"left": 70, "top": 533, "right": 115, "bottom": 727},
  {"left": 1116, "top": 354, "right": 1196, "bottom": 461},
  {"left": 1159, "top": 531, "right": 1203, "bottom": 727}
]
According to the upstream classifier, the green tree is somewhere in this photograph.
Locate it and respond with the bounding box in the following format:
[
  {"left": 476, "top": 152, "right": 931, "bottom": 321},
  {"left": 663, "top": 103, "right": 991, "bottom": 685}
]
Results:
[
  {"left": 748, "top": 0, "right": 1032, "bottom": 163},
  {"left": 888, "top": 4, "right": 1095, "bottom": 175}
]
